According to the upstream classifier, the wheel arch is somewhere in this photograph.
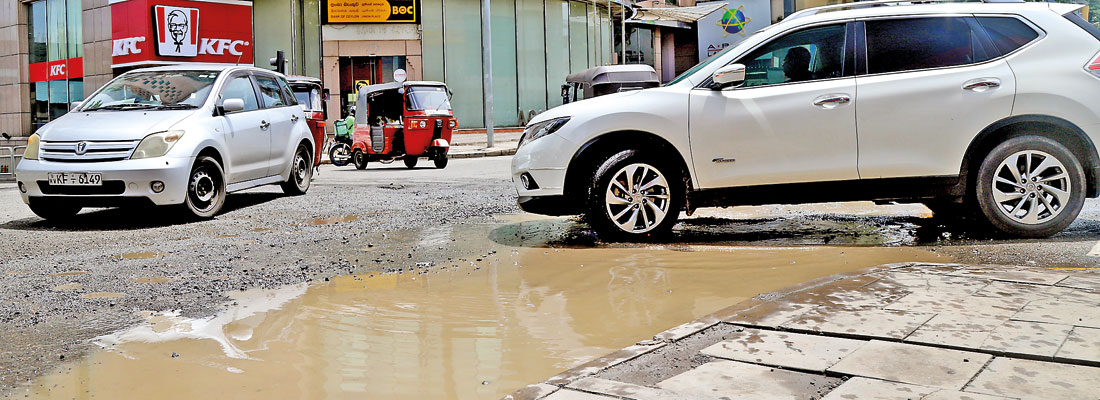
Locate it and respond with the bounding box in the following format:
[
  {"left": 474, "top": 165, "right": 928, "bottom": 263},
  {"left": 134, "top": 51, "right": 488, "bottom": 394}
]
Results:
[
  {"left": 195, "top": 146, "right": 224, "bottom": 168},
  {"left": 562, "top": 130, "right": 695, "bottom": 208},
  {"left": 961, "top": 115, "right": 1100, "bottom": 199}
]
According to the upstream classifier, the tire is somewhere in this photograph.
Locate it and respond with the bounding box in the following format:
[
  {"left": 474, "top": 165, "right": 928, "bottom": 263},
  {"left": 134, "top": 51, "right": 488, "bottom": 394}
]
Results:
[
  {"left": 182, "top": 155, "right": 226, "bottom": 219},
  {"left": 353, "top": 150, "right": 368, "bottom": 170},
  {"left": 329, "top": 143, "right": 351, "bottom": 167},
  {"left": 974, "top": 135, "right": 1085, "bottom": 237},
  {"left": 585, "top": 149, "right": 683, "bottom": 241},
  {"left": 27, "top": 198, "right": 81, "bottom": 220},
  {"left": 281, "top": 145, "right": 312, "bottom": 195},
  {"left": 433, "top": 152, "right": 448, "bottom": 169},
  {"left": 404, "top": 156, "right": 418, "bottom": 169}
]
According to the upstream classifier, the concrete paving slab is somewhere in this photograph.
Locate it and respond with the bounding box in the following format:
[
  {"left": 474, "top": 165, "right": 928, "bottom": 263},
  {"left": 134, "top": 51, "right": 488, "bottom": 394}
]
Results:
[
  {"left": 505, "top": 383, "right": 559, "bottom": 400},
  {"left": 783, "top": 281, "right": 910, "bottom": 309},
  {"left": 700, "top": 328, "right": 866, "bottom": 372},
  {"left": 895, "top": 263, "right": 967, "bottom": 275},
  {"left": 542, "top": 389, "right": 618, "bottom": 400},
  {"left": 979, "top": 321, "right": 1072, "bottom": 358},
  {"left": 921, "top": 390, "right": 1012, "bottom": 400},
  {"left": 1057, "top": 288, "right": 1100, "bottom": 306},
  {"left": 905, "top": 329, "right": 992, "bottom": 349},
  {"left": 973, "top": 280, "right": 1074, "bottom": 302},
  {"left": 1010, "top": 298, "right": 1100, "bottom": 328},
  {"left": 650, "top": 320, "right": 718, "bottom": 343},
  {"left": 726, "top": 302, "right": 818, "bottom": 328},
  {"left": 884, "top": 292, "right": 1028, "bottom": 320},
  {"left": 781, "top": 307, "right": 934, "bottom": 339},
  {"left": 1054, "top": 326, "right": 1100, "bottom": 364},
  {"left": 965, "top": 357, "right": 1100, "bottom": 399},
  {"left": 567, "top": 378, "right": 717, "bottom": 400},
  {"left": 1055, "top": 274, "right": 1100, "bottom": 292},
  {"left": 877, "top": 272, "right": 990, "bottom": 295},
  {"left": 827, "top": 340, "right": 993, "bottom": 390},
  {"left": 947, "top": 269, "right": 1068, "bottom": 285},
  {"left": 820, "top": 377, "right": 938, "bottom": 400},
  {"left": 657, "top": 360, "right": 828, "bottom": 399},
  {"left": 903, "top": 314, "right": 1004, "bottom": 348}
]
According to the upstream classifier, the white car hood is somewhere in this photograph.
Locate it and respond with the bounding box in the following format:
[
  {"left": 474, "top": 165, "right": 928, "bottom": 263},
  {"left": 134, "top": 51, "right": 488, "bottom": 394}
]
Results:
[
  {"left": 37, "top": 110, "right": 196, "bottom": 142},
  {"left": 531, "top": 90, "right": 643, "bottom": 125}
]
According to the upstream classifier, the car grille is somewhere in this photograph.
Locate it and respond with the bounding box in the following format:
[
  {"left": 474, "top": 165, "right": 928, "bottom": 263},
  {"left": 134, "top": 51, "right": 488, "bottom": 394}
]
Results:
[
  {"left": 36, "top": 180, "right": 127, "bottom": 195},
  {"left": 40, "top": 140, "right": 140, "bottom": 162}
]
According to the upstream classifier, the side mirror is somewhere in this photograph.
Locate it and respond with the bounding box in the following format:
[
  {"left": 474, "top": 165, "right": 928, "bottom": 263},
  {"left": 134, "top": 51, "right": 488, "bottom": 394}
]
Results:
[
  {"left": 322, "top": 89, "right": 331, "bottom": 101},
  {"left": 70, "top": 101, "right": 83, "bottom": 111},
  {"left": 561, "top": 84, "right": 571, "bottom": 104},
  {"left": 711, "top": 64, "right": 747, "bottom": 90},
  {"left": 221, "top": 98, "right": 246, "bottom": 113}
]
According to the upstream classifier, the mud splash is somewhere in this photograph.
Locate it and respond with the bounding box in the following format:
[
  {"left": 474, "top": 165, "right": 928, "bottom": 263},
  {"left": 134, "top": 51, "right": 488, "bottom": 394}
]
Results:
[
  {"left": 310, "top": 214, "right": 360, "bottom": 225},
  {"left": 23, "top": 220, "right": 944, "bottom": 399}
]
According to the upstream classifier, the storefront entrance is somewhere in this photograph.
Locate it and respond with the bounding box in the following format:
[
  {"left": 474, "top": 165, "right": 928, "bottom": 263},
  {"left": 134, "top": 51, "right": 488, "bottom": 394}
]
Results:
[{"left": 337, "top": 56, "right": 406, "bottom": 119}]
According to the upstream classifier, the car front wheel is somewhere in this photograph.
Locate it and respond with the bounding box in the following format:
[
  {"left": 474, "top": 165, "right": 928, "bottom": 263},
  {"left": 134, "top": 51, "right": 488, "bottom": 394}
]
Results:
[
  {"left": 975, "top": 135, "right": 1085, "bottom": 237},
  {"left": 585, "top": 150, "right": 682, "bottom": 241},
  {"left": 182, "top": 155, "right": 226, "bottom": 219}
]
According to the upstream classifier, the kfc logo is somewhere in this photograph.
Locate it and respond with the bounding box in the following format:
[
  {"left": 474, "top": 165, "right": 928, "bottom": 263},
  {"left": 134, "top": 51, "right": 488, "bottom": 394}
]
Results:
[{"left": 154, "top": 5, "right": 199, "bottom": 57}]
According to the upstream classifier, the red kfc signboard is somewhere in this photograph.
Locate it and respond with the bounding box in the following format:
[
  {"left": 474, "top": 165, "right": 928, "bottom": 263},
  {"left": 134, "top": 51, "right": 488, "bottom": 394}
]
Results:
[
  {"left": 29, "top": 58, "right": 84, "bottom": 83},
  {"left": 111, "top": 0, "right": 253, "bottom": 68}
]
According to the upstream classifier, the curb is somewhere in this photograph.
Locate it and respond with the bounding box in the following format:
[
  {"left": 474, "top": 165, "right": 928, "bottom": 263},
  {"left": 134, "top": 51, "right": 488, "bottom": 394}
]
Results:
[{"left": 450, "top": 148, "right": 517, "bottom": 159}]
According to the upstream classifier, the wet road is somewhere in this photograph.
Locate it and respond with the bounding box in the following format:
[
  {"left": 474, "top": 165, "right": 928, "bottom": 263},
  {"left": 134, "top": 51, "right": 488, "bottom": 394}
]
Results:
[{"left": 2, "top": 156, "right": 1100, "bottom": 398}]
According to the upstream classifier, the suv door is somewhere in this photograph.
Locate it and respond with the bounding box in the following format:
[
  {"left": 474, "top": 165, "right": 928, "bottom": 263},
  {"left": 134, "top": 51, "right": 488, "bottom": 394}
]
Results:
[
  {"left": 254, "top": 74, "right": 298, "bottom": 176},
  {"left": 689, "top": 22, "right": 859, "bottom": 189},
  {"left": 855, "top": 16, "right": 1021, "bottom": 179},
  {"left": 217, "top": 73, "right": 270, "bottom": 183}
]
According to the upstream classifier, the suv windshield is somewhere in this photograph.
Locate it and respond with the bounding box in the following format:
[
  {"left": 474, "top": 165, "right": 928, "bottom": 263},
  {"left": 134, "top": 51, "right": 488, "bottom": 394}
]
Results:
[
  {"left": 81, "top": 70, "right": 220, "bottom": 111},
  {"left": 406, "top": 86, "right": 451, "bottom": 111}
]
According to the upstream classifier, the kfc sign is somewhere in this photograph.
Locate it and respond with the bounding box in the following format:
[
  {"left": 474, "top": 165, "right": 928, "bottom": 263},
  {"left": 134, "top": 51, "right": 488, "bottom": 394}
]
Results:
[
  {"left": 111, "top": 0, "right": 253, "bottom": 67},
  {"left": 29, "top": 58, "right": 84, "bottom": 83}
]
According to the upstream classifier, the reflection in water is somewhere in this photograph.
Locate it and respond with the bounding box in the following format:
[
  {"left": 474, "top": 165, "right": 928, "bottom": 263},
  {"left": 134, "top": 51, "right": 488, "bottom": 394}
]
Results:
[{"left": 26, "top": 240, "right": 943, "bottom": 399}]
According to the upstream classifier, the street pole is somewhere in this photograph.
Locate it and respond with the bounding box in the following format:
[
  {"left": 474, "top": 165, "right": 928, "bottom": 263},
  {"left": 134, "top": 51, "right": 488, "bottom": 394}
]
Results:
[
  {"left": 621, "top": 2, "right": 626, "bottom": 64},
  {"left": 481, "top": 0, "right": 495, "bottom": 148}
]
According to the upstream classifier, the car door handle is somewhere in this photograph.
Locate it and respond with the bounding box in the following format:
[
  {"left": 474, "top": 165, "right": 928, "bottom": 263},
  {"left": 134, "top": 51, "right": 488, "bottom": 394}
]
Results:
[
  {"left": 812, "top": 94, "right": 851, "bottom": 109},
  {"left": 962, "top": 78, "right": 1001, "bottom": 92},
  {"left": 260, "top": 120, "right": 270, "bottom": 130},
  {"left": 290, "top": 115, "right": 299, "bottom": 123}
]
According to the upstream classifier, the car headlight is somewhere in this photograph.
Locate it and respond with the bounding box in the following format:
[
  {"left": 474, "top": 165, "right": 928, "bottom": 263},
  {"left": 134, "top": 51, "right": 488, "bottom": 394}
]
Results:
[
  {"left": 22, "top": 133, "right": 40, "bottom": 160},
  {"left": 131, "top": 130, "right": 185, "bottom": 159},
  {"left": 518, "top": 117, "right": 570, "bottom": 149}
]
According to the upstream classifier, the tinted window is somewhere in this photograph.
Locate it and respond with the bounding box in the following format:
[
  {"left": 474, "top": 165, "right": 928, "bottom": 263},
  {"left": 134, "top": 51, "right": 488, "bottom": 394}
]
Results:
[
  {"left": 866, "top": 18, "right": 987, "bottom": 74},
  {"left": 736, "top": 24, "right": 847, "bottom": 88},
  {"left": 276, "top": 77, "right": 297, "bottom": 106},
  {"left": 221, "top": 75, "right": 259, "bottom": 112},
  {"left": 978, "top": 17, "right": 1040, "bottom": 55},
  {"left": 255, "top": 75, "right": 287, "bottom": 108}
]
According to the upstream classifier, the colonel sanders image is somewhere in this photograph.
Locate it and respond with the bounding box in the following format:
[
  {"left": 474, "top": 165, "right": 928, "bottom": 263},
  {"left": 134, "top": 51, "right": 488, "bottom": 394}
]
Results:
[{"left": 166, "top": 10, "right": 188, "bottom": 53}]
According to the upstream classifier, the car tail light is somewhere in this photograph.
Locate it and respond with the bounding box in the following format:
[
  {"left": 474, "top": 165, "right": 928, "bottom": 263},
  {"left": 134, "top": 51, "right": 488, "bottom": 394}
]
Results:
[
  {"left": 1086, "top": 52, "right": 1100, "bottom": 77},
  {"left": 317, "top": 121, "right": 326, "bottom": 127}
]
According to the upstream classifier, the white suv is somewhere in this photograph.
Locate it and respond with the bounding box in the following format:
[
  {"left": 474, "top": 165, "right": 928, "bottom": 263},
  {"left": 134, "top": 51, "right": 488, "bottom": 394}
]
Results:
[
  {"left": 512, "top": 0, "right": 1100, "bottom": 240},
  {"left": 16, "top": 65, "right": 315, "bottom": 220}
]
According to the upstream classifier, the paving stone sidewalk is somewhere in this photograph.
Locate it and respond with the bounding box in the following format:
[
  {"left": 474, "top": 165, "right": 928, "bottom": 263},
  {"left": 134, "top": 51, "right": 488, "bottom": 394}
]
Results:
[{"left": 507, "top": 262, "right": 1100, "bottom": 400}]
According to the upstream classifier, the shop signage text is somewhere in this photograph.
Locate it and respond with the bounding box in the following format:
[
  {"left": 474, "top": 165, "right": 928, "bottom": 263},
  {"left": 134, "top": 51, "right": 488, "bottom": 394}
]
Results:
[
  {"left": 111, "top": 0, "right": 253, "bottom": 67},
  {"left": 324, "top": 0, "right": 418, "bottom": 24},
  {"left": 29, "top": 58, "right": 84, "bottom": 83}
]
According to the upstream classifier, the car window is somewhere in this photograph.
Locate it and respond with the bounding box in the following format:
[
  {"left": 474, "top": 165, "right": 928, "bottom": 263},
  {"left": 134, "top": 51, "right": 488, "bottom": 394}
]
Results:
[
  {"left": 734, "top": 24, "right": 847, "bottom": 88},
  {"left": 221, "top": 75, "right": 259, "bottom": 112},
  {"left": 255, "top": 75, "right": 287, "bottom": 108},
  {"left": 977, "top": 16, "right": 1040, "bottom": 56},
  {"left": 866, "top": 17, "right": 992, "bottom": 74},
  {"left": 276, "top": 77, "right": 297, "bottom": 107}
]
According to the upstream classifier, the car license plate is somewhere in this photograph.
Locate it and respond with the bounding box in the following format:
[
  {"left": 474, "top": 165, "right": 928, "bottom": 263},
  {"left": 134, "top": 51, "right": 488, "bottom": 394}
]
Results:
[{"left": 47, "top": 172, "right": 102, "bottom": 186}]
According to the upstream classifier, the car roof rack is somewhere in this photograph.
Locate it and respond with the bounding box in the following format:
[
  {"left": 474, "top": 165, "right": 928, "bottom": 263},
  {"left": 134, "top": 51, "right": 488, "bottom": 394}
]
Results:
[{"left": 784, "top": 0, "right": 1024, "bottom": 21}]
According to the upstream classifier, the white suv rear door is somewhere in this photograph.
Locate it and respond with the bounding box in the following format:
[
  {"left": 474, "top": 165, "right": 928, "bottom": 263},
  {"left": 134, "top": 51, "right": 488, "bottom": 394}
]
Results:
[
  {"left": 689, "top": 22, "right": 859, "bottom": 189},
  {"left": 854, "top": 16, "right": 1022, "bottom": 179}
]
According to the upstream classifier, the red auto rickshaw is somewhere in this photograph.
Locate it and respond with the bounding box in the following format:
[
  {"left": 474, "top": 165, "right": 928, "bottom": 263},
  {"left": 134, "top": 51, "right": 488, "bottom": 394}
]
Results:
[
  {"left": 286, "top": 76, "right": 328, "bottom": 167},
  {"left": 350, "top": 81, "right": 456, "bottom": 169}
]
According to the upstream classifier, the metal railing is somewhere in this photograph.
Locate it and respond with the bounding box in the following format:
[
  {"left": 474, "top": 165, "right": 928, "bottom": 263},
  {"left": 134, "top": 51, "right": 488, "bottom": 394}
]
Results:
[{"left": 0, "top": 146, "right": 25, "bottom": 177}]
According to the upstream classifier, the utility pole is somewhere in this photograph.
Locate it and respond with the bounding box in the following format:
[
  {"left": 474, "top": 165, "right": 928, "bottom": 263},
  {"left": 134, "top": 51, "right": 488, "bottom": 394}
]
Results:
[{"left": 481, "top": 0, "right": 495, "bottom": 148}]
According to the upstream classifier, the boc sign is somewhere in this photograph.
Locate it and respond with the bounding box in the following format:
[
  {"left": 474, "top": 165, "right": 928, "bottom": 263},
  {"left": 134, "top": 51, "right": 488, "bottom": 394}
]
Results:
[
  {"left": 324, "top": 0, "right": 419, "bottom": 23},
  {"left": 111, "top": 0, "right": 254, "bottom": 68}
]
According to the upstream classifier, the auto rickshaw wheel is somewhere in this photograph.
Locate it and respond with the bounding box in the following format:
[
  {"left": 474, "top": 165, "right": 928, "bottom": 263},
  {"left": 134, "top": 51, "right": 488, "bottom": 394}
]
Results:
[
  {"left": 433, "top": 152, "right": 448, "bottom": 169},
  {"left": 404, "top": 156, "right": 418, "bottom": 169},
  {"left": 353, "top": 150, "right": 368, "bottom": 170}
]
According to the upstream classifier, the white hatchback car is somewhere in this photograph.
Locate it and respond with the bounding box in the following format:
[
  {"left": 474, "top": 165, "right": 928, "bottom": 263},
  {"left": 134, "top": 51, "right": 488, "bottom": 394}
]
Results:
[
  {"left": 513, "top": 0, "right": 1100, "bottom": 240},
  {"left": 16, "top": 65, "right": 315, "bottom": 220}
]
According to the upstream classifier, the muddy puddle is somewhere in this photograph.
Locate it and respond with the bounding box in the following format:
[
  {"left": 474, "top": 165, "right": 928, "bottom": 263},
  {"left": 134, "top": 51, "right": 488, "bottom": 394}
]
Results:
[{"left": 22, "top": 213, "right": 946, "bottom": 399}]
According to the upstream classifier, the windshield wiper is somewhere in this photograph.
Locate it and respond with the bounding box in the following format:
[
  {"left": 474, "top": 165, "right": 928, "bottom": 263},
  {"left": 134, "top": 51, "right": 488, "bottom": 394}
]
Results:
[
  {"left": 155, "top": 104, "right": 199, "bottom": 110},
  {"left": 87, "top": 103, "right": 158, "bottom": 111}
]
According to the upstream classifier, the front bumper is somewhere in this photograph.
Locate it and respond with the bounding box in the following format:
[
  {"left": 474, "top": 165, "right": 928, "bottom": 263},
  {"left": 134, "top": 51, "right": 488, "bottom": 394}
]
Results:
[
  {"left": 517, "top": 195, "right": 578, "bottom": 216},
  {"left": 510, "top": 134, "right": 577, "bottom": 198},
  {"left": 15, "top": 157, "right": 193, "bottom": 206}
]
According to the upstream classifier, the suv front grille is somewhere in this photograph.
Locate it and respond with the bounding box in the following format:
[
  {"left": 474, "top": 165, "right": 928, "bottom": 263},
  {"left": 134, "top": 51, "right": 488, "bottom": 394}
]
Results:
[
  {"left": 36, "top": 180, "right": 126, "bottom": 195},
  {"left": 40, "top": 140, "right": 140, "bottom": 162}
]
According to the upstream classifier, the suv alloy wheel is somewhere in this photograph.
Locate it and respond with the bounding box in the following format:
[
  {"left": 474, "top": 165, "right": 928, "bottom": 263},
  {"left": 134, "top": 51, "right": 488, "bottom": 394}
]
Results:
[
  {"left": 975, "top": 136, "right": 1085, "bottom": 237},
  {"left": 586, "top": 150, "right": 682, "bottom": 241}
]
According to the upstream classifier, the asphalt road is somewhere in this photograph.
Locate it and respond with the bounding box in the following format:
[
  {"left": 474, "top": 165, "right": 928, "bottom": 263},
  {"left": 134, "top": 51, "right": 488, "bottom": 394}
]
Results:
[{"left": 2, "top": 155, "right": 1100, "bottom": 394}]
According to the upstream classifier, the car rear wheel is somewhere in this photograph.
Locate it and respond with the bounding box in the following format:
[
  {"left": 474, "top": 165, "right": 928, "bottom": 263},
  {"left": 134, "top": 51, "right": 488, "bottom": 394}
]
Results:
[
  {"left": 182, "top": 155, "right": 226, "bottom": 219},
  {"left": 975, "top": 136, "right": 1085, "bottom": 237},
  {"left": 585, "top": 149, "right": 682, "bottom": 241},
  {"left": 281, "top": 145, "right": 312, "bottom": 195},
  {"left": 27, "top": 198, "right": 81, "bottom": 220},
  {"left": 404, "top": 156, "right": 418, "bottom": 169},
  {"left": 353, "top": 150, "right": 368, "bottom": 170}
]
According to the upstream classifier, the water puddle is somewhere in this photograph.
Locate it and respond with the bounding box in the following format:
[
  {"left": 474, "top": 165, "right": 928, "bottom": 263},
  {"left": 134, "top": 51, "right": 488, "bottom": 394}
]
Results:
[
  {"left": 81, "top": 292, "right": 125, "bottom": 299},
  {"left": 51, "top": 283, "right": 82, "bottom": 292},
  {"left": 250, "top": 228, "right": 272, "bottom": 232},
  {"left": 48, "top": 271, "right": 86, "bottom": 277},
  {"left": 309, "top": 214, "right": 360, "bottom": 225},
  {"left": 23, "top": 217, "right": 945, "bottom": 399},
  {"left": 133, "top": 277, "right": 173, "bottom": 284},
  {"left": 118, "top": 251, "right": 167, "bottom": 260}
]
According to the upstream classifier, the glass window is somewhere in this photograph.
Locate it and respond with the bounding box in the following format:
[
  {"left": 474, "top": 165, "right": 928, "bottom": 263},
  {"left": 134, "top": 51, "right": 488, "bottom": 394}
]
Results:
[
  {"left": 406, "top": 86, "right": 452, "bottom": 111},
  {"left": 977, "top": 17, "right": 1040, "bottom": 56},
  {"left": 735, "top": 24, "right": 847, "bottom": 88},
  {"left": 866, "top": 17, "right": 987, "bottom": 74},
  {"left": 27, "top": 0, "right": 84, "bottom": 130},
  {"left": 255, "top": 75, "right": 288, "bottom": 108},
  {"left": 81, "top": 71, "right": 219, "bottom": 111},
  {"left": 221, "top": 76, "right": 260, "bottom": 112}
]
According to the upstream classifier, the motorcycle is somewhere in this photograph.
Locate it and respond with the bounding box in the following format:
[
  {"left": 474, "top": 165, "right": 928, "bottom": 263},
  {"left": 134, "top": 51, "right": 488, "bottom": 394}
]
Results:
[{"left": 329, "top": 112, "right": 354, "bottom": 167}]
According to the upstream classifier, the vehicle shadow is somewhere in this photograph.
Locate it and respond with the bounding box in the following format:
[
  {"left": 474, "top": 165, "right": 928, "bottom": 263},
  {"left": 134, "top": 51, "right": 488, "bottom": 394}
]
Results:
[
  {"left": 487, "top": 213, "right": 1100, "bottom": 249},
  {"left": 0, "top": 192, "right": 283, "bottom": 231}
]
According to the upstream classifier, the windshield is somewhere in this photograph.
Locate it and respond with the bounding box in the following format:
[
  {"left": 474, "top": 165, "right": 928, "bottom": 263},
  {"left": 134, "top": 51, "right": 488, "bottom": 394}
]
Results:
[
  {"left": 292, "top": 86, "right": 322, "bottom": 111},
  {"left": 406, "top": 86, "right": 451, "bottom": 111},
  {"left": 80, "top": 70, "right": 220, "bottom": 111}
]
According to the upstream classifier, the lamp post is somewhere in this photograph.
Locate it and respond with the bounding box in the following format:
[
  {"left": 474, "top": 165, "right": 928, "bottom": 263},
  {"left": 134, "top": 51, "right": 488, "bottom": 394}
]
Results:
[{"left": 481, "top": 0, "right": 495, "bottom": 148}]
